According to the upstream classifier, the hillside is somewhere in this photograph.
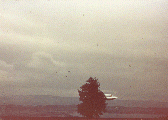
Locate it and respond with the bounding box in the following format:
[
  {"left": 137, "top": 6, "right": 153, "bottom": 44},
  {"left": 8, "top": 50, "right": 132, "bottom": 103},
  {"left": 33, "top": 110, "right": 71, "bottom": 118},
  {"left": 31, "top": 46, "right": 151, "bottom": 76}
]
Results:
[{"left": 0, "top": 95, "right": 167, "bottom": 108}]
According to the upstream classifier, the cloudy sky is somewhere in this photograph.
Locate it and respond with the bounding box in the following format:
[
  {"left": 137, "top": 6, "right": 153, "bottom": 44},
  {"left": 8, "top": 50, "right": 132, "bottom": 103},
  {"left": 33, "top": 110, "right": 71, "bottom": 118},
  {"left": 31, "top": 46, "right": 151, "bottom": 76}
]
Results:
[{"left": 0, "top": 0, "right": 167, "bottom": 101}]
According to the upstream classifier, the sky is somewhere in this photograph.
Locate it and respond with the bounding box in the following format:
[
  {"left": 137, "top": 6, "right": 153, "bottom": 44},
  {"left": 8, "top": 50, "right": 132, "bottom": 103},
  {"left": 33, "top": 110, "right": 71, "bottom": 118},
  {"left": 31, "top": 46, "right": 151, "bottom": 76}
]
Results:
[{"left": 0, "top": 0, "right": 167, "bottom": 102}]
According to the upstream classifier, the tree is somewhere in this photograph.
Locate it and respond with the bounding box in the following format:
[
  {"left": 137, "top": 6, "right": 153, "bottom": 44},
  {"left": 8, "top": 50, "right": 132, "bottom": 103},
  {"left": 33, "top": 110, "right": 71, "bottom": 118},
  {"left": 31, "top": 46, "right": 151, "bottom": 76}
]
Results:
[{"left": 77, "top": 77, "right": 107, "bottom": 118}]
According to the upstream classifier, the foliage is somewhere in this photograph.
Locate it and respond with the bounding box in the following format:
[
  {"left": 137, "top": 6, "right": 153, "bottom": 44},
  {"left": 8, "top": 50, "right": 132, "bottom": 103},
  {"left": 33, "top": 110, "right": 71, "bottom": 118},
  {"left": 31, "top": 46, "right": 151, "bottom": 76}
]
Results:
[{"left": 77, "top": 77, "right": 107, "bottom": 118}]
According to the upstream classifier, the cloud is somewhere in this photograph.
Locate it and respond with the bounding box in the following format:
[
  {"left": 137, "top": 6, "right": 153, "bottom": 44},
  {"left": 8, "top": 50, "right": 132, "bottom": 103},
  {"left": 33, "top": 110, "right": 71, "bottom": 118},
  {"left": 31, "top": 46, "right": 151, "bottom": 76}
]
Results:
[
  {"left": 0, "top": 0, "right": 167, "bottom": 101},
  {"left": 0, "top": 60, "right": 13, "bottom": 71},
  {"left": 26, "top": 52, "right": 67, "bottom": 72},
  {"left": 2, "top": 0, "right": 168, "bottom": 58}
]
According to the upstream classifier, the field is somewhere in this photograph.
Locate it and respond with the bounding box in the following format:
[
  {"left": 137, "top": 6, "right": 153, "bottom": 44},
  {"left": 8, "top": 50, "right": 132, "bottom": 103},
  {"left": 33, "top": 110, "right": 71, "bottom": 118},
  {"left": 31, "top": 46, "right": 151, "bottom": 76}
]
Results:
[
  {"left": 0, "top": 96, "right": 168, "bottom": 119},
  {"left": 0, "top": 104, "right": 168, "bottom": 118}
]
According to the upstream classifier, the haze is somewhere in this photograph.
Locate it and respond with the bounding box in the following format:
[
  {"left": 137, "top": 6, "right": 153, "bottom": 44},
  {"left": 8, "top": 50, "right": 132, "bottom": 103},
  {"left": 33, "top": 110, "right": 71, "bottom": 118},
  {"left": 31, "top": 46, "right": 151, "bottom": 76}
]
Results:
[{"left": 0, "top": 0, "right": 167, "bottom": 102}]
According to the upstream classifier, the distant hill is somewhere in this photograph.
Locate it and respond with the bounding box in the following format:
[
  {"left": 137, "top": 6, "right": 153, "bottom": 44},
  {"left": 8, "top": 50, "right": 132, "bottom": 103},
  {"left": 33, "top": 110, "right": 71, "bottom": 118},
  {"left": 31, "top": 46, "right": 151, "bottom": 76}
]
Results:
[
  {"left": 0, "top": 95, "right": 167, "bottom": 108},
  {"left": 0, "top": 95, "right": 79, "bottom": 106},
  {"left": 106, "top": 100, "right": 168, "bottom": 108}
]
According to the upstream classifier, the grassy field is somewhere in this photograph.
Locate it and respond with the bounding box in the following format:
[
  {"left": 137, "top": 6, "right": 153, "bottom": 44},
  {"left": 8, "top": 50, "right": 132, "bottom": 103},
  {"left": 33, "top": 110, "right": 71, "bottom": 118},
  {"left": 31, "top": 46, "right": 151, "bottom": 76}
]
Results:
[{"left": 0, "top": 104, "right": 167, "bottom": 119}]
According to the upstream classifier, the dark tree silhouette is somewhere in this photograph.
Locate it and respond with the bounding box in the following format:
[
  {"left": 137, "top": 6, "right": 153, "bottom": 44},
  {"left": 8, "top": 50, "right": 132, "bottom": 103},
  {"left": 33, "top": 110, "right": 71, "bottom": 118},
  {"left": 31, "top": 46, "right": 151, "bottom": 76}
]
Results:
[{"left": 77, "top": 77, "right": 107, "bottom": 118}]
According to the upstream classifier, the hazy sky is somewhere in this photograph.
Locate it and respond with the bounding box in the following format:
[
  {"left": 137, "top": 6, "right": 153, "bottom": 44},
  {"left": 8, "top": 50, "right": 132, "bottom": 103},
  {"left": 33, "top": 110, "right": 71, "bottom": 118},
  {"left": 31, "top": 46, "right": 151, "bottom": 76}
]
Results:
[{"left": 0, "top": 0, "right": 167, "bottom": 101}]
